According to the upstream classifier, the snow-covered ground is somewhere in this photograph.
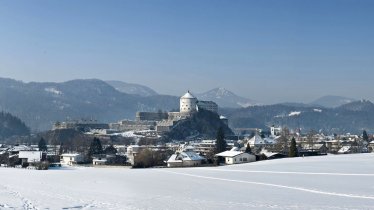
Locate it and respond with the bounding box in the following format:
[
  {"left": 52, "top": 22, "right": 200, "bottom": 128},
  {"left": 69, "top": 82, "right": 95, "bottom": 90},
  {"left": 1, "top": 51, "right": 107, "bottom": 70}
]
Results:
[{"left": 1, "top": 154, "right": 374, "bottom": 209}]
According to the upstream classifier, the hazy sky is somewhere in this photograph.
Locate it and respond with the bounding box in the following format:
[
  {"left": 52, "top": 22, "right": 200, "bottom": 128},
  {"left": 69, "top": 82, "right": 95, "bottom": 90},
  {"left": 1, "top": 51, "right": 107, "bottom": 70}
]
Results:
[{"left": 0, "top": 0, "right": 373, "bottom": 104}]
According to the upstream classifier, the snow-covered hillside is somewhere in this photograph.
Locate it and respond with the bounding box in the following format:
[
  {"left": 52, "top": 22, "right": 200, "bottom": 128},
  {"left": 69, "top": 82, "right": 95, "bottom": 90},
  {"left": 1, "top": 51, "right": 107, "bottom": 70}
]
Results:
[{"left": 1, "top": 154, "right": 374, "bottom": 209}]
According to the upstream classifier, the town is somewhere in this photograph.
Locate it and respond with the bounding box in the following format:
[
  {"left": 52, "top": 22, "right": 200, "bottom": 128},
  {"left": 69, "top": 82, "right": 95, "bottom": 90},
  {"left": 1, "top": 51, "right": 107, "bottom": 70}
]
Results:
[{"left": 1, "top": 91, "right": 373, "bottom": 170}]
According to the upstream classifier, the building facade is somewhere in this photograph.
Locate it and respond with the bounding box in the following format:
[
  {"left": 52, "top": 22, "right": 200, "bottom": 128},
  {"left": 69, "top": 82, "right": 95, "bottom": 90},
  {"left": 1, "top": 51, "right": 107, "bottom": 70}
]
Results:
[
  {"left": 180, "top": 91, "right": 198, "bottom": 113},
  {"left": 197, "top": 101, "right": 218, "bottom": 113}
]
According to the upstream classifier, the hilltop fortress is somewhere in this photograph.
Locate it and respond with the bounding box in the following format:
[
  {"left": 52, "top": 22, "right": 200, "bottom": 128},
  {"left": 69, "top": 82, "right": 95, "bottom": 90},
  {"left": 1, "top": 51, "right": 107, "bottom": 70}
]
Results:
[{"left": 110, "top": 91, "right": 221, "bottom": 133}]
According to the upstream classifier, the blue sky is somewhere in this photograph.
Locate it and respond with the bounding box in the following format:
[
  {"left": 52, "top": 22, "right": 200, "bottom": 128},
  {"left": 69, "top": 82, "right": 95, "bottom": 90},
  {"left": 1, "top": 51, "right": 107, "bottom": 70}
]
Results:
[{"left": 0, "top": 0, "right": 373, "bottom": 104}]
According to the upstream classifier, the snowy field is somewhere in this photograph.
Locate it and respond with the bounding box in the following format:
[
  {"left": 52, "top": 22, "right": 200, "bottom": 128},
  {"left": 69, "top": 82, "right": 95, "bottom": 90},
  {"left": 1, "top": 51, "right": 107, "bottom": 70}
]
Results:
[{"left": 1, "top": 154, "right": 374, "bottom": 210}]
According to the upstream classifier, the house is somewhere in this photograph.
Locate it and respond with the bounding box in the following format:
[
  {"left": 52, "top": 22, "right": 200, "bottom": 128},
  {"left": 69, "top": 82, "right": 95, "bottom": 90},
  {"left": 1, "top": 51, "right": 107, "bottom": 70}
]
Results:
[
  {"left": 126, "top": 145, "right": 143, "bottom": 165},
  {"left": 368, "top": 141, "right": 374, "bottom": 152},
  {"left": 260, "top": 149, "right": 286, "bottom": 159},
  {"left": 215, "top": 150, "right": 256, "bottom": 165},
  {"left": 299, "top": 143, "right": 329, "bottom": 156},
  {"left": 8, "top": 145, "right": 35, "bottom": 155},
  {"left": 60, "top": 154, "right": 84, "bottom": 165},
  {"left": 167, "top": 151, "right": 205, "bottom": 167},
  {"left": 18, "top": 151, "right": 45, "bottom": 165},
  {"left": 93, "top": 158, "right": 107, "bottom": 166},
  {"left": 338, "top": 146, "right": 351, "bottom": 154},
  {"left": 247, "top": 134, "right": 266, "bottom": 147}
]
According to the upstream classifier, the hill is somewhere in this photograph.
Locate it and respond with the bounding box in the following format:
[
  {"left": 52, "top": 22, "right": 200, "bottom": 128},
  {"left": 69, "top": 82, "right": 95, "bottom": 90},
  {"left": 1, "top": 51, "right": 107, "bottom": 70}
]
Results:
[
  {"left": 196, "top": 87, "right": 258, "bottom": 108},
  {"left": 163, "top": 110, "right": 234, "bottom": 140},
  {"left": 105, "top": 80, "right": 158, "bottom": 97},
  {"left": 0, "top": 78, "right": 178, "bottom": 131},
  {"left": 0, "top": 112, "right": 30, "bottom": 139},
  {"left": 310, "top": 95, "right": 356, "bottom": 108},
  {"left": 222, "top": 100, "right": 374, "bottom": 134}
]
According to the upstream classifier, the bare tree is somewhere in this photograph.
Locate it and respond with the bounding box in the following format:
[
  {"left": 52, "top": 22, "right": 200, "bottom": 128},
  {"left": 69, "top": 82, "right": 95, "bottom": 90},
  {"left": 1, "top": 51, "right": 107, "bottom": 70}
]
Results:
[{"left": 307, "top": 130, "right": 317, "bottom": 151}]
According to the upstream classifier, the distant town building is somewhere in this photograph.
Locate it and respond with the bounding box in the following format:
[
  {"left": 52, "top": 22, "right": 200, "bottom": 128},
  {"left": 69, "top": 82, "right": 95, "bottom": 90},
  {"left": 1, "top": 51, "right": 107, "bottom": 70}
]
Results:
[
  {"left": 215, "top": 150, "right": 256, "bottom": 165},
  {"left": 247, "top": 134, "right": 267, "bottom": 147},
  {"left": 271, "top": 125, "right": 282, "bottom": 136},
  {"left": 60, "top": 154, "right": 84, "bottom": 165},
  {"left": 53, "top": 119, "right": 109, "bottom": 131},
  {"left": 18, "top": 151, "right": 45, "bottom": 165},
  {"left": 167, "top": 146, "right": 205, "bottom": 167}
]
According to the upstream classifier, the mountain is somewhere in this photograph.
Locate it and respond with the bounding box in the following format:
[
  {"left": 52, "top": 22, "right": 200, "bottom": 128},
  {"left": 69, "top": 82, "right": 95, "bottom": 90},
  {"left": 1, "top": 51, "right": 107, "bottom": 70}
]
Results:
[
  {"left": 0, "top": 111, "right": 30, "bottom": 139},
  {"left": 163, "top": 109, "right": 234, "bottom": 140},
  {"left": 337, "top": 100, "right": 374, "bottom": 112},
  {"left": 105, "top": 80, "right": 158, "bottom": 97},
  {"left": 0, "top": 78, "right": 178, "bottom": 131},
  {"left": 221, "top": 100, "right": 374, "bottom": 134},
  {"left": 196, "top": 88, "right": 258, "bottom": 108},
  {"left": 311, "top": 95, "right": 356, "bottom": 108}
]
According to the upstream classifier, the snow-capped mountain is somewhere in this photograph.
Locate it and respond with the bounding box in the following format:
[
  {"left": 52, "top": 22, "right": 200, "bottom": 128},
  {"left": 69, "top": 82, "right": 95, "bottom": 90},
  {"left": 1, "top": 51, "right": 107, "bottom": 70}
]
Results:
[
  {"left": 310, "top": 95, "right": 356, "bottom": 108},
  {"left": 106, "top": 80, "right": 158, "bottom": 97},
  {"left": 196, "top": 87, "right": 258, "bottom": 108}
]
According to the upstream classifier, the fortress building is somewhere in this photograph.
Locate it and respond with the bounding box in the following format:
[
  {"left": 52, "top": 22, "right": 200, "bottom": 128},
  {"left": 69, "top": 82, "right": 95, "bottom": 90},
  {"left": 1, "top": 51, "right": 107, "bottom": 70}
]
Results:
[
  {"left": 180, "top": 91, "right": 198, "bottom": 113},
  {"left": 128, "top": 91, "right": 220, "bottom": 133}
]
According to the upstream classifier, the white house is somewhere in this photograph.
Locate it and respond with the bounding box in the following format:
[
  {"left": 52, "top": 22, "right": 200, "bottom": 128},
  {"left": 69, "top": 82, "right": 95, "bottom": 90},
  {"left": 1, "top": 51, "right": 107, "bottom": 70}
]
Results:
[
  {"left": 126, "top": 145, "right": 144, "bottom": 165},
  {"left": 93, "top": 158, "right": 107, "bottom": 166},
  {"left": 215, "top": 151, "right": 256, "bottom": 165},
  {"left": 18, "top": 151, "right": 44, "bottom": 164},
  {"left": 167, "top": 151, "right": 205, "bottom": 167},
  {"left": 60, "top": 154, "right": 84, "bottom": 165}
]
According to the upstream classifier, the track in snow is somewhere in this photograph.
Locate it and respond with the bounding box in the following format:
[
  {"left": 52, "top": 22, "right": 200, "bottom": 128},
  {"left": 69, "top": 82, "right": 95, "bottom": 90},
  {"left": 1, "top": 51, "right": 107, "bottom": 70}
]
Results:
[{"left": 157, "top": 169, "right": 374, "bottom": 200}]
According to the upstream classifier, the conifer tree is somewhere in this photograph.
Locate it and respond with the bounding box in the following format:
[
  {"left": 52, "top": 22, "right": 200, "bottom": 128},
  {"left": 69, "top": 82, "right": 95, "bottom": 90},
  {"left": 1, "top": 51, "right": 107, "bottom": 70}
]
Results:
[
  {"left": 363, "top": 130, "right": 369, "bottom": 141},
  {"left": 104, "top": 145, "right": 118, "bottom": 155},
  {"left": 88, "top": 137, "right": 103, "bottom": 157},
  {"left": 215, "top": 127, "right": 227, "bottom": 153},
  {"left": 245, "top": 143, "right": 252, "bottom": 154},
  {"left": 289, "top": 137, "right": 298, "bottom": 157},
  {"left": 38, "top": 137, "right": 48, "bottom": 152}
]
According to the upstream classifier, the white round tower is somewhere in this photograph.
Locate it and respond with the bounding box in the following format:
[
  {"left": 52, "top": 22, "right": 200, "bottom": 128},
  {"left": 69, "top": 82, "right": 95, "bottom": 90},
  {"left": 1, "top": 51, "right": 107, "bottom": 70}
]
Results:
[{"left": 180, "top": 91, "right": 197, "bottom": 113}]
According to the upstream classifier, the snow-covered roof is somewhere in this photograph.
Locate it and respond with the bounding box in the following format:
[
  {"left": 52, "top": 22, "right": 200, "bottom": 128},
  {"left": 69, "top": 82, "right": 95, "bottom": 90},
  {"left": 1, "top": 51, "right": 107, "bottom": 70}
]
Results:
[
  {"left": 167, "top": 152, "right": 204, "bottom": 163},
  {"left": 263, "top": 137, "right": 276, "bottom": 144},
  {"left": 215, "top": 151, "right": 244, "bottom": 158},
  {"left": 260, "top": 149, "right": 280, "bottom": 158},
  {"left": 166, "top": 154, "right": 181, "bottom": 163},
  {"left": 181, "top": 91, "right": 196, "bottom": 99},
  {"left": 338, "top": 146, "right": 351, "bottom": 153},
  {"left": 182, "top": 152, "right": 205, "bottom": 161},
  {"left": 230, "top": 147, "right": 240, "bottom": 151},
  {"left": 8, "top": 145, "right": 34, "bottom": 152},
  {"left": 301, "top": 144, "right": 325, "bottom": 150},
  {"left": 248, "top": 134, "right": 266, "bottom": 145},
  {"left": 183, "top": 146, "right": 195, "bottom": 151},
  {"left": 61, "top": 153, "right": 82, "bottom": 157}
]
